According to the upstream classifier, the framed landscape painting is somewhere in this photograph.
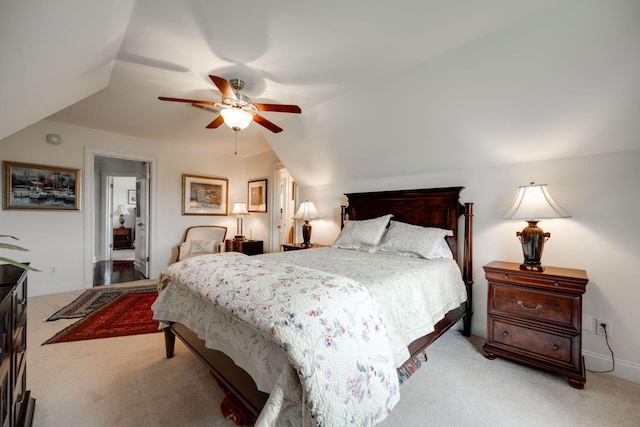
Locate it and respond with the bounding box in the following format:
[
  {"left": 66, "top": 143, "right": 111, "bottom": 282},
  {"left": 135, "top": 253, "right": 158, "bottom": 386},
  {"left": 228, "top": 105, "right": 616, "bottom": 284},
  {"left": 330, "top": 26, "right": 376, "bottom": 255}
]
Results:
[
  {"left": 3, "top": 161, "right": 81, "bottom": 210},
  {"left": 248, "top": 179, "right": 267, "bottom": 213},
  {"left": 182, "top": 174, "right": 228, "bottom": 215}
]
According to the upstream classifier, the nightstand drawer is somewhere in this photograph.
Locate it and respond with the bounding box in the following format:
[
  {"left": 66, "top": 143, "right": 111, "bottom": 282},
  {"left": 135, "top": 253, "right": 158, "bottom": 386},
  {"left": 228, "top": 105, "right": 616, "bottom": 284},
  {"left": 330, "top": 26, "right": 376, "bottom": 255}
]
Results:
[
  {"left": 489, "top": 282, "right": 579, "bottom": 330},
  {"left": 485, "top": 270, "right": 584, "bottom": 293},
  {"left": 490, "top": 318, "right": 574, "bottom": 364}
]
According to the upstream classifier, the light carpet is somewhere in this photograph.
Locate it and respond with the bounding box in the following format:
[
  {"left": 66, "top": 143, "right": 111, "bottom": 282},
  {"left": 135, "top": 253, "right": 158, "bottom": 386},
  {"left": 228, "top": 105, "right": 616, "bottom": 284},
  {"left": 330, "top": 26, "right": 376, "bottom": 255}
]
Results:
[{"left": 28, "top": 280, "right": 640, "bottom": 427}]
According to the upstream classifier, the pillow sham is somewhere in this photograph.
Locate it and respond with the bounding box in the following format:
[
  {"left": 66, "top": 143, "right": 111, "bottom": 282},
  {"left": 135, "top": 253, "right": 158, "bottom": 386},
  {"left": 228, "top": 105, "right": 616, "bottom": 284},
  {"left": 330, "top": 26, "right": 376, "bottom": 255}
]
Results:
[
  {"left": 190, "top": 239, "right": 217, "bottom": 254},
  {"left": 331, "top": 214, "right": 393, "bottom": 251},
  {"left": 431, "top": 238, "right": 454, "bottom": 259},
  {"left": 375, "top": 220, "right": 453, "bottom": 259}
]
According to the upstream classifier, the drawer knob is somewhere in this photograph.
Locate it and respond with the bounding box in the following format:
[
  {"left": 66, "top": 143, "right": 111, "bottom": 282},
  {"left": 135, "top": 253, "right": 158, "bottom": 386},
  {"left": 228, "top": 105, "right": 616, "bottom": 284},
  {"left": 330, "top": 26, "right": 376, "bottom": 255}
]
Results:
[
  {"left": 517, "top": 301, "right": 543, "bottom": 311},
  {"left": 552, "top": 345, "right": 559, "bottom": 351},
  {"left": 502, "top": 331, "right": 509, "bottom": 337},
  {"left": 554, "top": 281, "right": 560, "bottom": 287},
  {"left": 503, "top": 274, "right": 509, "bottom": 280}
]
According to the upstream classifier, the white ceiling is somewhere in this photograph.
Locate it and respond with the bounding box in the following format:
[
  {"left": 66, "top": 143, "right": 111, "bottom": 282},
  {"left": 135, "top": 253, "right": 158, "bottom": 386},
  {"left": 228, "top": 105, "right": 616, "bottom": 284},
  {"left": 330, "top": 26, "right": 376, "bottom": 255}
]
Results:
[{"left": 1, "top": 0, "right": 639, "bottom": 186}]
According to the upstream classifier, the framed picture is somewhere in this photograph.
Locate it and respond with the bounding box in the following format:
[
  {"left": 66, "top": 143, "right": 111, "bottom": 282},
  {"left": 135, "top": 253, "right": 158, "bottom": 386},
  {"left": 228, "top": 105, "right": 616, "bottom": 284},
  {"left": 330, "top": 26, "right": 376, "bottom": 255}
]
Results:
[
  {"left": 127, "top": 189, "right": 136, "bottom": 205},
  {"left": 3, "top": 161, "right": 81, "bottom": 210},
  {"left": 248, "top": 179, "right": 267, "bottom": 213},
  {"left": 182, "top": 174, "right": 228, "bottom": 215}
]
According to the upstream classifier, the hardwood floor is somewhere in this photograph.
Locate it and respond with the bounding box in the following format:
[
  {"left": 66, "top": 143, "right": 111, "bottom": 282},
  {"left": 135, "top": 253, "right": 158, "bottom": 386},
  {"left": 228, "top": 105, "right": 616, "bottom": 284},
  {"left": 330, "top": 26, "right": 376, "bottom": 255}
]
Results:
[{"left": 93, "top": 260, "right": 145, "bottom": 286}]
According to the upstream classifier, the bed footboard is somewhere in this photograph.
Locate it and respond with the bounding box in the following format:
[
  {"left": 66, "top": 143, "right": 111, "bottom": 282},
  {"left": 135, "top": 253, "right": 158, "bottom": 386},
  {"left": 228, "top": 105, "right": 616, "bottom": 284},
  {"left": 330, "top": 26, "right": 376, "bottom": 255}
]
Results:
[{"left": 164, "top": 322, "right": 268, "bottom": 416}]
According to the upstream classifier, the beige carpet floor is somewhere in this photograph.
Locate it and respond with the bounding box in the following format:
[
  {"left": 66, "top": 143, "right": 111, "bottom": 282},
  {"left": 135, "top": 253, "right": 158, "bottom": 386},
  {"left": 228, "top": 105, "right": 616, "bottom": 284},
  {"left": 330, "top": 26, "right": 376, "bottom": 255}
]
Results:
[{"left": 28, "top": 280, "right": 640, "bottom": 427}]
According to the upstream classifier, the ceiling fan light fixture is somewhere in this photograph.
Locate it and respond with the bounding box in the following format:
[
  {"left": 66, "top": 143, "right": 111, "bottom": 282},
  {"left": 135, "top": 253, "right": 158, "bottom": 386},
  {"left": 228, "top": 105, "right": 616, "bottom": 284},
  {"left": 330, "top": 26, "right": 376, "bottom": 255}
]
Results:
[{"left": 220, "top": 108, "right": 253, "bottom": 131}]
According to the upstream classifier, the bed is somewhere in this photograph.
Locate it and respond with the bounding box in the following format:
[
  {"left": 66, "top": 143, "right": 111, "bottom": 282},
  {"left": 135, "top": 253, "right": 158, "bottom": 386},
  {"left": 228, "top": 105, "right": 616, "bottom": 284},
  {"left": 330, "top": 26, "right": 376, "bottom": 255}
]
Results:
[{"left": 152, "top": 187, "right": 473, "bottom": 426}]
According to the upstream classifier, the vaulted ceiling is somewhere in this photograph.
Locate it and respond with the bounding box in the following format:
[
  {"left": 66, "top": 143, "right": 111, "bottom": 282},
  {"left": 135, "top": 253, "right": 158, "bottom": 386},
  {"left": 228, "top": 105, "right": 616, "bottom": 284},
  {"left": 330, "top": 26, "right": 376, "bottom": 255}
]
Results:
[{"left": 1, "top": 0, "right": 639, "bottom": 186}]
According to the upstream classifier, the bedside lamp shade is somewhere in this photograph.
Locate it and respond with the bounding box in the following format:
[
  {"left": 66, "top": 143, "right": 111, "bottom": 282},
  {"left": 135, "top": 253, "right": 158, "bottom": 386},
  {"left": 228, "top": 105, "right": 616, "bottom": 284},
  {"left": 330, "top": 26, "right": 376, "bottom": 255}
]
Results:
[
  {"left": 114, "top": 204, "right": 129, "bottom": 228},
  {"left": 503, "top": 182, "right": 571, "bottom": 271},
  {"left": 292, "top": 201, "right": 322, "bottom": 247},
  {"left": 231, "top": 202, "right": 249, "bottom": 240}
]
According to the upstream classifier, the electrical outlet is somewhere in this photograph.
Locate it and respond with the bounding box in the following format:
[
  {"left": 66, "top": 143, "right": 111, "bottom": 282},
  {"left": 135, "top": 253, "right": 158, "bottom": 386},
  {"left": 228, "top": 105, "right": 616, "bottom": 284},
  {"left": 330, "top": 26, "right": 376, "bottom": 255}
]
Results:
[
  {"left": 48, "top": 266, "right": 56, "bottom": 274},
  {"left": 582, "top": 315, "right": 593, "bottom": 331},
  {"left": 596, "top": 319, "right": 612, "bottom": 337}
]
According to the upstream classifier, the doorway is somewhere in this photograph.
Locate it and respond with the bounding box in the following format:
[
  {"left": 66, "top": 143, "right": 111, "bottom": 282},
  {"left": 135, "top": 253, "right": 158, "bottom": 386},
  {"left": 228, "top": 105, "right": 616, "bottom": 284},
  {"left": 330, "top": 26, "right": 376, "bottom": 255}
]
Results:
[
  {"left": 270, "top": 165, "right": 297, "bottom": 252},
  {"left": 93, "top": 173, "right": 140, "bottom": 285},
  {"left": 84, "top": 148, "right": 157, "bottom": 289}
]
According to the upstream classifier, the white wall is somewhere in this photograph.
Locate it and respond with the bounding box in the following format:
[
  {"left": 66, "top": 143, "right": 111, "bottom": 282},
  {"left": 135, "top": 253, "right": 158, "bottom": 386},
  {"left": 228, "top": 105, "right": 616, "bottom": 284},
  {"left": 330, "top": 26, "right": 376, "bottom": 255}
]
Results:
[
  {"left": 0, "top": 120, "right": 278, "bottom": 295},
  {"left": 300, "top": 149, "right": 640, "bottom": 384}
]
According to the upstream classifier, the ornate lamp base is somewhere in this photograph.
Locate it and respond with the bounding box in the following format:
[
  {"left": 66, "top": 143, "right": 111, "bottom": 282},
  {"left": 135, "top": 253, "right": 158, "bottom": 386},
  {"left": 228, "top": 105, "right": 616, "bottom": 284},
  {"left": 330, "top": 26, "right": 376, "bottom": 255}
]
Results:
[
  {"left": 301, "top": 221, "right": 312, "bottom": 247},
  {"left": 516, "top": 220, "right": 550, "bottom": 272}
]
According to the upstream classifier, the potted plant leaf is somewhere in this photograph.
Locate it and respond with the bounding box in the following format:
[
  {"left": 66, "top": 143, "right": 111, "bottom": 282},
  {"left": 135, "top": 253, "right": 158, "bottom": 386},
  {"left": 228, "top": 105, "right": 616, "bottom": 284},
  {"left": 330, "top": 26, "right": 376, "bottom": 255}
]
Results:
[{"left": 1, "top": 235, "right": 40, "bottom": 271}]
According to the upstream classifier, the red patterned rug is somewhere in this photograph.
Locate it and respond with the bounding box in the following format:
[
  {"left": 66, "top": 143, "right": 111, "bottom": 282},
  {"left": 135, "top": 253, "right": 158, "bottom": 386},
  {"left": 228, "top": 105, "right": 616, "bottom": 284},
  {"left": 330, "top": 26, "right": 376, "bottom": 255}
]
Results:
[{"left": 44, "top": 292, "right": 161, "bottom": 344}]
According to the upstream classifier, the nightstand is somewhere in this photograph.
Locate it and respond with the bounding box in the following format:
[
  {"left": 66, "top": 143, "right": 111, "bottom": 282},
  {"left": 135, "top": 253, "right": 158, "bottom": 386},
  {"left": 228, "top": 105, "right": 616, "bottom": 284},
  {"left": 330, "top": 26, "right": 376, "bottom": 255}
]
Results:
[
  {"left": 113, "top": 228, "right": 132, "bottom": 250},
  {"left": 482, "top": 261, "right": 588, "bottom": 389},
  {"left": 282, "top": 243, "right": 325, "bottom": 251},
  {"left": 225, "top": 239, "right": 263, "bottom": 255}
]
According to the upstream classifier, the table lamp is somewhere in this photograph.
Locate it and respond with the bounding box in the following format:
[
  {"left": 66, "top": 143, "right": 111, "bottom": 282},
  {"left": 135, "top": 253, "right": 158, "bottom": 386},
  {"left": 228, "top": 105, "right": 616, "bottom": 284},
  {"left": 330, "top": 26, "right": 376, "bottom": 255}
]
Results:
[
  {"left": 292, "top": 201, "right": 322, "bottom": 247},
  {"left": 503, "top": 182, "right": 571, "bottom": 271},
  {"left": 114, "top": 204, "right": 129, "bottom": 228},
  {"left": 231, "top": 202, "right": 249, "bottom": 240}
]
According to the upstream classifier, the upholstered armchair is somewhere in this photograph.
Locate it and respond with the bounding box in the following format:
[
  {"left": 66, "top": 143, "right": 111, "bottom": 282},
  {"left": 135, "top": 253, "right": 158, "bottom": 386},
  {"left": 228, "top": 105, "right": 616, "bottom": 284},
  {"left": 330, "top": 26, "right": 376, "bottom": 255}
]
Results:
[{"left": 175, "top": 226, "right": 227, "bottom": 263}]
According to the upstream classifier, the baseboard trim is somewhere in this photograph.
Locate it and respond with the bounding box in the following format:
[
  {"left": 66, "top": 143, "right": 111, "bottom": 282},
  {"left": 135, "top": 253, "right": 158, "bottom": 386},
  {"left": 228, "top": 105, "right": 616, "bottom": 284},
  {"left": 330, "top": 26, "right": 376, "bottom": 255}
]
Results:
[
  {"left": 30, "top": 281, "right": 86, "bottom": 297},
  {"left": 469, "top": 321, "right": 640, "bottom": 385},
  {"left": 583, "top": 350, "right": 640, "bottom": 384}
]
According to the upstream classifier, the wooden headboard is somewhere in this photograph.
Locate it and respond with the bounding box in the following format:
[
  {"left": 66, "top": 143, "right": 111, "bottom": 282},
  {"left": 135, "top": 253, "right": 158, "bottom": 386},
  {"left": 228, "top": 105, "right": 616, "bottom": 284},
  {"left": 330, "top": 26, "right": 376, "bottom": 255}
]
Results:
[{"left": 341, "top": 187, "right": 474, "bottom": 323}]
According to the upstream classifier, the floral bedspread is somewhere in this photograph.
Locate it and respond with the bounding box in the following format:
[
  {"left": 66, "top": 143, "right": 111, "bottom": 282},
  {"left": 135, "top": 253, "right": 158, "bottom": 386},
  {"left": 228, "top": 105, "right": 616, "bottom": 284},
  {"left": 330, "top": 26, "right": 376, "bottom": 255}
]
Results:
[{"left": 156, "top": 252, "right": 400, "bottom": 426}]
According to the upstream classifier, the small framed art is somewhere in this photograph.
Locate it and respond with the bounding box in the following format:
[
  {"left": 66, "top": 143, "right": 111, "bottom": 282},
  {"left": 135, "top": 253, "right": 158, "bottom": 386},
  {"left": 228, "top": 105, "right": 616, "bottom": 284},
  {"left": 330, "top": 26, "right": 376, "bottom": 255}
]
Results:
[
  {"left": 182, "top": 174, "right": 228, "bottom": 215},
  {"left": 248, "top": 179, "right": 267, "bottom": 213},
  {"left": 127, "top": 189, "right": 136, "bottom": 205},
  {"left": 3, "top": 161, "right": 81, "bottom": 210}
]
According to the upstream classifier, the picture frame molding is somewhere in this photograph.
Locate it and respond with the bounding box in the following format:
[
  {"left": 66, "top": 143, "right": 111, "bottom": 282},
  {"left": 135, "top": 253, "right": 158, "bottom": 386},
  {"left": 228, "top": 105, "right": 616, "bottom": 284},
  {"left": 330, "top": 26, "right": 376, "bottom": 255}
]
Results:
[
  {"left": 127, "top": 189, "right": 136, "bottom": 205},
  {"left": 182, "top": 173, "right": 228, "bottom": 216},
  {"left": 2, "top": 161, "right": 81, "bottom": 211},
  {"left": 248, "top": 178, "right": 268, "bottom": 213}
]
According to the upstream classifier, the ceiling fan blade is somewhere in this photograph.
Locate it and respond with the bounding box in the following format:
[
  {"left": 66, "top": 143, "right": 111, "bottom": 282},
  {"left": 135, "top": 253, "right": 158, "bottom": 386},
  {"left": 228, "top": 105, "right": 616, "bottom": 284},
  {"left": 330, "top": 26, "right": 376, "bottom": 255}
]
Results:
[
  {"left": 254, "top": 103, "right": 301, "bottom": 114},
  {"left": 253, "top": 114, "right": 283, "bottom": 133},
  {"left": 209, "top": 75, "right": 237, "bottom": 100},
  {"left": 205, "top": 115, "right": 225, "bottom": 129},
  {"left": 158, "top": 96, "right": 215, "bottom": 106}
]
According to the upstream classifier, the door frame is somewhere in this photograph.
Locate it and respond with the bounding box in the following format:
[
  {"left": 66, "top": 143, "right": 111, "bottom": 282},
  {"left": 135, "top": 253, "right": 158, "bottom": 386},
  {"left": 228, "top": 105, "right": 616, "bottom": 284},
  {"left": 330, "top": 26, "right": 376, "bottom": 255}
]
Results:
[
  {"left": 269, "top": 164, "right": 297, "bottom": 252},
  {"left": 84, "top": 147, "right": 158, "bottom": 289}
]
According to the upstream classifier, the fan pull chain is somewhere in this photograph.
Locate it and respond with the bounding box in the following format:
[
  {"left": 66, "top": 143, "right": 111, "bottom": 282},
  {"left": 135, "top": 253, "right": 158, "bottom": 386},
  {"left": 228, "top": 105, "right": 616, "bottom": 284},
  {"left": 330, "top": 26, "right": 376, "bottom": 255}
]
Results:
[{"left": 234, "top": 130, "right": 238, "bottom": 155}]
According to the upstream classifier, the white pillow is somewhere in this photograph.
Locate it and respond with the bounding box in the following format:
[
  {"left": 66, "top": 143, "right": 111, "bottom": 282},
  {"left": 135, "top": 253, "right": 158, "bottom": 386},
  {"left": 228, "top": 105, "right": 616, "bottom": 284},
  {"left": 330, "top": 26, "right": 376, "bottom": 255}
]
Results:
[
  {"left": 331, "top": 214, "right": 393, "bottom": 251},
  {"left": 431, "top": 238, "right": 454, "bottom": 259},
  {"left": 190, "top": 239, "right": 216, "bottom": 254},
  {"left": 376, "top": 221, "right": 453, "bottom": 259}
]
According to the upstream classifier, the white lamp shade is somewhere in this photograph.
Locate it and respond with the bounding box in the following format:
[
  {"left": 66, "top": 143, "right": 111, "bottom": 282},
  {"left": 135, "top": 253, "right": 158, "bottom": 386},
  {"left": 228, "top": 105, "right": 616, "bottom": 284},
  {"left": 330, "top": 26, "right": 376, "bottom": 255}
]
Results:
[
  {"left": 231, "top": 202, "right": 249, "bottom": 215},
  {"left": 220, "top": 108, "right": 253, "bottom": 130},
  {"left": 114, "top": 204, "right": 129, "bottom": 216},
  {"left": 292, "top": 201, "right": 322, "bottom": 221},
  {"left": 503, "top": 183, "right": 571, "bottom": 220}
]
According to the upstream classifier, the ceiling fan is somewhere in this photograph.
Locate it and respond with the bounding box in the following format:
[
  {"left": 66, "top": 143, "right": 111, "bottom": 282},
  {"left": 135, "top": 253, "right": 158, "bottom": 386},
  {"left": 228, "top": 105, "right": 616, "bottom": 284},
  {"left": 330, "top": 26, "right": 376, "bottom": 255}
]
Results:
[{"left": 158, "top": 75, "right": 301, "bottom": 133}]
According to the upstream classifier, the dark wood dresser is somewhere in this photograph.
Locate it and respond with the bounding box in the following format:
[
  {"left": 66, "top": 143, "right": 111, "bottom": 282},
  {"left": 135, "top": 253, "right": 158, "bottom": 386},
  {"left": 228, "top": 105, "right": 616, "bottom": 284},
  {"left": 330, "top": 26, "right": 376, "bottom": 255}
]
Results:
[
  {"left": 0, "top": 265, "right": 35, "bottom": 426},
  {"left": 113, "top": 228, "right": 132, "bottom": 250},
  {"left": 482, "top": 261, "right": 588, "bottom": 388},
  {"left": 225, "top": 239, "right": 263, "bottom": 255}
]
